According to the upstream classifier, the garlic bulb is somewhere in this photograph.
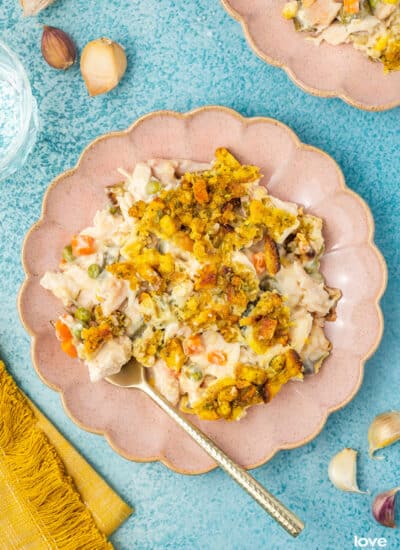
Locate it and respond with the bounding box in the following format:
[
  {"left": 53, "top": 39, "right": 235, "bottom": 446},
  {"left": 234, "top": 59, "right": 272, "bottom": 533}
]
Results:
[
  {"left": 80, "top": 38, "right": 127, "bottom": 97},
  {"left": 328, "top": 448, "right": 366, "bottom": 493},
  {"left": 372, "top": 488, "right": 400, "bottom": 528},
  {"left": 368, "top": 411, "right": 400, "bottom": 459},
  {"left": 20, "top": 0, "right": 55, "bottom": 16}
]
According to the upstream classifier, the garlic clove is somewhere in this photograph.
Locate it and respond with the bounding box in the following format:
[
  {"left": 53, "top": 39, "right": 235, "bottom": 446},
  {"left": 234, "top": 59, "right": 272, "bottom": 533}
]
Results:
[
  {"left": 328, "top": 448, "right": 367, "bottom": 494},
  {"left": 368, "top": 411, "right": 400, "bottom": 459},
  {"left": 372, "top": 488, "right": 400, "bottom": 528},
  {"left": 80, "top": 38, "right": 127, "bottom": 97},
  {"left": 41, "top": 26, "right": 76, "bottom": 70},
  {"left": 20, "top": 0, "right": 55, "bottom": 16}
]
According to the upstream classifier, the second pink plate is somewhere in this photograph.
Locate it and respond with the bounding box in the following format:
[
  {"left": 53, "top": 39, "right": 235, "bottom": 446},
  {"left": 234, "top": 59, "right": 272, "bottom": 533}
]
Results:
[{"left": 221, "top": 0, "right": 400, "bottom": 111}]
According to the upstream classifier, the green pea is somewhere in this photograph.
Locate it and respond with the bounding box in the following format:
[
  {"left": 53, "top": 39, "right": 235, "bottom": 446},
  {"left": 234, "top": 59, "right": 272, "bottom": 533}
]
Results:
[
  {"left": 88, "top": 263, "right": 101, "bottom": 279},
  {"left": 185, "top": 365, "right": 203, "bottom": 382},
  {"left": 62, "top": 245, "right": 75, "bottom": 262},
  {"left": 72, "top": 327, "right": 82, "bottom": 340},
  {"left": 146, "top": 179, "right": 161, "bottom": 195},
  {"left": 75, "top": 307, "right": 92, "bottom": 323},
  {"left": 109, "top": 206, "right": 119, "bottom": 215}
]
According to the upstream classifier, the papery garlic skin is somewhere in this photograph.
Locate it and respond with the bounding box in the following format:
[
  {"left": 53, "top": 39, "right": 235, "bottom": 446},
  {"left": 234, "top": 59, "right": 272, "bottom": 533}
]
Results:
[
  {"left": 80, "top": 38, "right": 127, "bottom": 97},
  {"left": 20, "top": 0, "right": 55, "bottom": 16},
  {"left": 328, "top": 448, "right": 366, "bottom": 494},
  {"left": 368, "top": 411, "right": 400, "bottom": 459},
  {"left": 372, "top": 488, "right": 400, "bottom": 528},
  {"left": 41, "top": 26, "right": 76, "bottom": 70}
]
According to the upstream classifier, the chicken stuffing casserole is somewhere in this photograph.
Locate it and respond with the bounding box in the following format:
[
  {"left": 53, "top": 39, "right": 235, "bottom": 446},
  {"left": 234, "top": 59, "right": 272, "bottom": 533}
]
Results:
[
  {"left": 41, "top": 149, "right": 340, "bottom": 421},
  {"left": 282, "top": 0, "right": 400, "bottom": 72}
]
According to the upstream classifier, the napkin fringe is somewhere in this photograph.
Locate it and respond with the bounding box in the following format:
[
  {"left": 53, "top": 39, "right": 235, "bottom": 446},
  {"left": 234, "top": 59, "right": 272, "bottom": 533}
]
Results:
[{"left": 0, "top": 361, "right": 112, "bottom": 550}]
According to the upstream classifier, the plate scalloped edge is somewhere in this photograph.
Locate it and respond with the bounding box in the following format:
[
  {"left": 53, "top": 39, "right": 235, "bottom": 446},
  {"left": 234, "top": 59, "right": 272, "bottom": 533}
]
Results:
[
  {"left": 220, "top": 0, "right": 400, "bottom": 112},
  {"left": 18, "top": 106, "right": 388, "bottom": 474}
]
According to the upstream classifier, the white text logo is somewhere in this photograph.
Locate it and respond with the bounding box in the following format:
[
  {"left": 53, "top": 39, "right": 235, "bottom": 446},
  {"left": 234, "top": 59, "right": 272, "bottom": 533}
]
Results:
[{"left": 354, "top": 536, "right": 387, "bottom": 548}]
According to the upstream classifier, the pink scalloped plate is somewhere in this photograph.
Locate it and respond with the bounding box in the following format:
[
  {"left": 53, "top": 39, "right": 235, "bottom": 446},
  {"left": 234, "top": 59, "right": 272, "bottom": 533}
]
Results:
[
  {"left": 221, "top": 0, "right": 400, "bottom": 111},
  {"left": 18, "top": 107, "right": 387, "bottom": 474}
]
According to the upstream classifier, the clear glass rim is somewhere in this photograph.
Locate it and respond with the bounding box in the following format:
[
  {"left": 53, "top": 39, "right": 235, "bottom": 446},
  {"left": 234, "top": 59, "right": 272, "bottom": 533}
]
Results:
[{"left": 0, "top": 40, "right": 34, "bottom": 170}]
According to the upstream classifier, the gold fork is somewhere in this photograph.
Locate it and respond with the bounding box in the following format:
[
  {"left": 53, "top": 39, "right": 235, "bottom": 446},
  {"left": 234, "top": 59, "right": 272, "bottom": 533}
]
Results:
[{"left": 107, "top": 359, "right": 304, "bottom": 537}]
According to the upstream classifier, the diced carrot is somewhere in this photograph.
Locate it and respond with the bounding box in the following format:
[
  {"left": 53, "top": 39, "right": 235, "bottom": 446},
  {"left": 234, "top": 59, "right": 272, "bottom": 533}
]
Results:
[
  {"left": 71, "top": 234, "right": 96, "bottom": 256},
  {"left": 186, "top": 334, "right": 204, "bottom": 355},
  {"left": 193, "top": 178, "right": 209, "bottom": 204},
  {"left": 252, "top": 252, "right": 266, "bottom": 274},
  {"left": 55, "top": 318, "right": 72, "bottom": 342},
  {"left": 208, "top": 350, "right": 227, "bottom": 366},
  {"left": 343, "top": 0, "right": 359, "bottom": 14},
  {"left": 61, "top": 339, "right": 78, "bottom": 358}
]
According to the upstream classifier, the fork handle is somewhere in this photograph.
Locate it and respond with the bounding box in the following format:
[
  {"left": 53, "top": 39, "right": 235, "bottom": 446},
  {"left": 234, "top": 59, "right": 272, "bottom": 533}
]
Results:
[{"left": 142, "top": 383, "right": 304, "bottom": 537}]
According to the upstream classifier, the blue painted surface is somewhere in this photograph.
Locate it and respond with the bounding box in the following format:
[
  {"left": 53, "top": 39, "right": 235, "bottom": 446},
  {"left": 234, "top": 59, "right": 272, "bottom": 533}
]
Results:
[{"left": 1, "top": 1, "right": 399, "bottom": 549}]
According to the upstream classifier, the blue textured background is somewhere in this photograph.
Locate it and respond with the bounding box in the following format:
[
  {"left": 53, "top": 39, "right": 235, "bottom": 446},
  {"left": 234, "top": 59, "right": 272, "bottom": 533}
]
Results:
[{"left": 1, "top": 1, "right": 400, "bottom": 548}]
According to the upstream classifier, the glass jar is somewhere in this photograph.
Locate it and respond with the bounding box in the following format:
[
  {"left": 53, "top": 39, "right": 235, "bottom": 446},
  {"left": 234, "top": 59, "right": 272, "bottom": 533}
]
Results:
[{"left": 0, "top": 40, "right": 38, "bottom": 182}]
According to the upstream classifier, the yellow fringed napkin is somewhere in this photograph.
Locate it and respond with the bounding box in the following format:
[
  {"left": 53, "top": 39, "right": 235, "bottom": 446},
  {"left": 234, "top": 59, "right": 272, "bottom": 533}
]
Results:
[{"left": 0, "top": 360, "right": 133, "bottom": 549}]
